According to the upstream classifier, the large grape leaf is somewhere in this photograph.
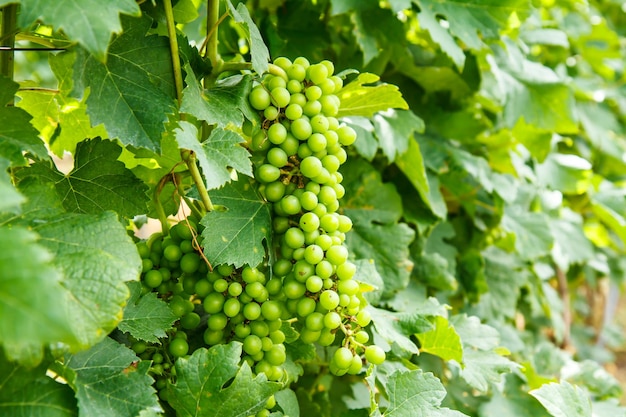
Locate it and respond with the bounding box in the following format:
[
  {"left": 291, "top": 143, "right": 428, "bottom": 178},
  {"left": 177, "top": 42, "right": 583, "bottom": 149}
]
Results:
[
  {"left": 34, "top": 212, "right": 141, "bottom": 349},
  {"left": 175, "top": 121, "right": 252, "bottom": 191},
  {"left": 337, "top": 73, "right": 408, "bottom": 118},
  {"left": 0, "top": 75, "right": 48, "bottom": 166},
  {"left": 19, "top": 0, "right": 139, "bottom": 61},
  {"left": 501, "top": 208, "right": 553, "bottom": 261},
  {"left": 415, "top": 316, "right": 463, "bottom": 362},
  {"left": 415, "top": 0, "right": 531, "bottom": 69},
  {"left": 56, "top": 337, "right": 161, "bottom": 417},
  {"left": 490, "top": 40, "right": 578, "bottom": 133},
  {"left": 180, "top": 67, "right": 255, "bottom": 129},
  {"left": 0, "top": 352, "right": 78, "bottom": 416},
  {"left": 479, "top": 374, "right": 551, "bottom": 417},
  {"left": 373, "top": 109, "right": 425, "bottom": 162},
  {"left": 530, "top": 382, "right": 592, "bottom": 417},
  {"left": 226, "top": 0, "right": 270, "bottom": 75},
  {"left": 395, "top": 139, "right": 430, "bottom": 212},
  {"left": 16, "top": 138, "right": 148, "bottom": 218},
  {"left": 0, "top": 157, "right": 24, "bottom": 213},
  {"left": 200, "top": 178, "right": 271, "bottom": 268},
  {"left": 168, "top": 343, "right": 280, "bottom": 417},
  {"left": 73, "top": 15, "right": 176, "bottom": 151},
  {"left": 118, "top": 282, "right": 177, "bottom": 343},
  {"left": 17, "top": 52, "right": 108, "bottom": 157},
  {"left": 381, "top": 369, "right": 468, "bottom": 417},
  {"left": 0, "top": 226, "right": 77, "bottom": 365}
]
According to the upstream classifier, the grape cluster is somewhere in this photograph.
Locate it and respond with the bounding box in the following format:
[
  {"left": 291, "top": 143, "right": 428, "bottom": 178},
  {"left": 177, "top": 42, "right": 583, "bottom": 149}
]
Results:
[{"left": 248, "top": 56, "right": 385, "bottom": 375}]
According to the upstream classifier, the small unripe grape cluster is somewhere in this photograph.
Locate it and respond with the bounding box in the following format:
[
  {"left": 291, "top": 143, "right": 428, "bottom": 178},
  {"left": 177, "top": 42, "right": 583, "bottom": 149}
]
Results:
[
  {"left": 136, "top": 221, "right": 287, "bottom": 387},
  {"left": 247, "top": 56, "right": 385, "bottom": 375}
]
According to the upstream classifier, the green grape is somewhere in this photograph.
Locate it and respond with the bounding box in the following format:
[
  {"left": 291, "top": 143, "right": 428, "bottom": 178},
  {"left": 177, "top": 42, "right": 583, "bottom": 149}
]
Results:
[
  {"left": 305, "top": 312, "right": 325, "bottom": 331},
  {"left": 256, "top": 164, "right": 281, "bottom": 183},
  {"left": 354, "top": 330, "right": 369, "bottom": 344},
  {"left": 305, "top": 85, "right": 322, "bottom": 101},
  {"left": 228, "top": 281, "right": 243, "bottom": 297},
  {"left": 213, "top": 278, "right": 229, "bottom": 293},
  {"left": 304, "top": 244, "right": 324, "bottom": 265},
  {"left": 333, "top": 347, "right": 353, "bottom": 370},
  {"left": 180, "top": 252, "right": 200, "bottom": 274},
  {"left": 144, "top": 269, "right": 163, "bottom": 288},
  {"left": 243, "top": 335, "right": 263, "bottom": 355},
  {"left": 296, "top": 297, "right": 316, "bottom": 317},
  {"left": 261, "top": 300, "right": 283, "bottom": 321},
  {"left": 141, "top": 258, "right": 153, "bottom": 273},
  {"left": 347, "top": 355, "right": 363, "bottom": 375},
  {"left": 270, "top": 87, "right": 290, "bottom": 108},
  {"left": 326, "top": 245, "right": 348, "bottom": 265},
  {"left": 264, "top": 105, "right": 279, "bottom": 121},
  {"left": 337, "top": 278, "right": 359, "bottom": 296},
  {"left": 356, "top": 310, "right": 371, "bottom": 327},
  {"left": 320, "top": 290, "right": 340, "bottom": 310},
  {"left": 267, "top": 123, "right": 287, "bottom": 145},
  {"left": 137, "top": 242, "right": 150, "bottom": 258},
  {"left": 265, "top": 346, "right": 286, "bottom": 366},
  {"left": 300, "top": 156, "right": 323, "bottom": 178},
  {"left": 364, "top": 345, "right": 386, "bottom": 365},
  {"left": 324, "top": 311, "right": 342, "bottom": 329},
  {"left": 243, "top": 302, "right": 262, "bottom": 320},
  {"left": 307, "top": 132, "right": 327, "bottom": 153},
  {"left": 132, "top": 341, "right": 147, "bottom": 354},
  {"left": 291, "top": 118, "right": 313, "bottom": 140},
  {"left": 180, "top": 312, "right": 201, "bottom": 329},
  {"left": 224, "top": 298, "right": 242, "bottom": 317},
  {"left": 280, "top": 194, "right": 301, "bottom": 215},
  {"left": 250, "top": 320, "right": 270, "bottom": 337},
  {"left": 168, "top": 337, "right": 189, "bottom": 357},
  {"left": 204, "top": 329, "right": 223, "bottom": 345},
  {"left": 307, "top": 63, "right": 329, "bottom": 84},
  {"left": 203, "top": 292, "right": 225, "bottom": 314},
  {"left": 284, "top": 227, "right": 305, "bottom": 249},
  {"left": 249, "top": 86, "right": 271, "bottom": 110},
  {"left": 305, "top": 275, "right": 324, "bottom": 293}
]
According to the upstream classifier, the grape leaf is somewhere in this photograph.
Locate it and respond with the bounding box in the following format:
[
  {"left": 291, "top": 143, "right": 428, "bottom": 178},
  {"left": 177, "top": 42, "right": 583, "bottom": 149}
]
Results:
[
  {"left": 490, "top": 40, "right": 578, "bottom": 133},
  {"left": 0, "top": 75, "right": 48, "bottom": 166},
  {"left": 0, "top": 352, "right": 78, "bottom": 416},
  {"left": 0, "top": 157, "right": 24, "bottom": 213},
  {"left": 415, "top": 0, "right": 530, "bottom": 68},
  {"left": 17, "top": 52, "right": 109, "bottom": 157},
  {"left": 382, "top": 369, "right": 469, "bottom": 416},
  {"left": 168, "top": 343, "right": 280, "bottom": 417},
  {"left": 73, "top": 15, "right": 176, "bottom": 151},
  {"left": 118, "top": 282, "right": 177, "bottom": 343},
  {"left": 530, "top": 382, "right": 592, "bottom": 417},
  {"left": 226, "top": 0, "right": 270, "bottom": 75},
  {"left": 57, "top": 337, "right": 161, "bottom": 417},
  {"left": 337, "top": 73, "right": 408, "bottom": 118},
  {"left": 373, "top": 109, "right": 425, "bottom": 162},
  {"left": 175, "top": 121, "right": 252, "bottom": 190},
  {"left": 395, "top": 139, "right": 430, "bottom": 211},
  {"left": 34, "top": 212, "right": 141, "bottom": 349},
  {"left": 535, "top": 153, "right": 592, "bottom": 195},
  {"left": 16, "top": 138, "right": 148, "bottom": 218},
  {"left": 344, "top": 116, "right": 377, "bottom": 161},
  {"left": 181, "top": 67, "right": 255, "bottom": 129},
  {"left": 19, "top": 0, "right": 140, "bottom": 61},
  {"left": 415, "top": 316, "right": 463, "bottom": 362},
  {"left": 501, "top": 208, "right": 553, "bottom": 261},
  {"left": 200, "top": 178, "right": 271, "bottom": 268},
  {"left": 0, "top": 226, "right": 77, "bottom": 365},
  {"left": 549, "top": 211, "right": 594, "bottom": 270},
  {"left": 479, "top": 374, "right": 551, "bottom": 417},
  {"left": 275, "top": 389, "right": 300, "bottom": 417}
]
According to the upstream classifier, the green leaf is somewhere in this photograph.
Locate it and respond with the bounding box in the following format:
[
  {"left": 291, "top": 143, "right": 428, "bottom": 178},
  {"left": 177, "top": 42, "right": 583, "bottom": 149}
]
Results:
[
  {"left": 181, "top": 67, "right": 255, "bottom": 129},
  {"left": 118, "top": 282, "right": 177, "bottom": 343},
  {"left": 415, "top": 0, "right": 531, "bottom": 67},
  {"left": 479, "top": 374, "right": 551, "bottom": 417},
  {"left": 535, "top": 153, "right": 592, "bottom": 195},
  {"left": 395, "top": 138, "right": 430, "bottom": 209},
  {"left": 226, "top": 1, "right": 270, "bottom": 75},
  {"left": 369, "top": 299, "right": 443, "bottom": 355},
  {"left": 275, "top": 389, "right": 300, "bottom": 417},
  {"left": 348, "top": 222, "right": 414, "bottom": 296},
  {"left": 490, "top": 40, "right": 578, "bottom": 132},
  {"left": 530, "top": 382, "right": 592, "bottom": 417},
  {"left": 591, "top": 186, "right": 626, "bottom": 245},
  {"left": 58, "top": 337, "right": 161, "bottom": 417},
  {"left": 73, "top": 15, "right": 176, "bottom": 151},
  {"left": 416, "top": 316, "right": 463, "bottom": 362},
  {"left": 19, "top": 0, "right": 140, "bottom": 61},
  {"left": 0, "top": 75, "right": 48, "bottom": 166},
  {"left": 0, "top": 157, "right": 24, "bottom": 213},
  {"left": 16, "top": 138, "right": 148, "bottom": 218},
  {"left": 175, "top": 122, "right": 252, "bottom": 190},
  {"left": 0, "top": 226, "right": 77, "bottom": 365},
  {"left": 373, "top": 109, "right": 425, "bottom": 162},
  {"left": 344, "top": 117, "right": 378, "bottom": 161},
  {"left": 501, "top": 208, "right": 553, "bottom": 261},
  {"left": 381, "top": 369, "right": 468, "bottom": 416},
  {"left": 577, "top": 101, "right": 626, "bottom": 161},
  {"left": 168, "top": 343, "right": 280, "bottom": 417},
  {"left": 34, "top": 212, "right": 141, "bottom": 349},
  {"left": 350, "top": 11, "right": 379, "bottom": 65},
  {"left": 0, "top": 352, "right": 78, "bottom": 416},
  {"left": 337, "top": 73, "right": 408, "bottom": 118},
  {"left": 549, "top": 211, "right": 594, "bottom": 270},
  {"left": 16, "top": 52, "right": 109, "bottom": 157},
  {"left": 200, "top": 178, "right": 271, "bottom": 268}
]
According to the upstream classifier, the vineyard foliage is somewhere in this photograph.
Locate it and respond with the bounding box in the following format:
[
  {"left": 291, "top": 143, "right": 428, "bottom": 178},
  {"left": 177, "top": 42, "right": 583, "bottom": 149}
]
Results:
[{"left": 2, "top": 0, "right": 626, "bottom": 416}]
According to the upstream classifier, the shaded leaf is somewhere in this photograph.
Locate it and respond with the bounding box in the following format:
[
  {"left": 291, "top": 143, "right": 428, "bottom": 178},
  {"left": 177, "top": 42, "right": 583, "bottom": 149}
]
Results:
[
  {"left": 0, "top": 352, "right": 78, "bottom": 416},
  {"left": 118, "top": 282, "right": 177, "bottom": 343},
  {"left": 73, "top": 15, "right": 176, "bottom": 151},
  {"left": 502, "top": 208, "right": 553, "bottom": 261},
  {"left": 200, "top": 178, "right": 271, "bottom": 268},
  {"left": 416, "top": 316, "right": 463, "bottom": 362},
  {"left": 168, "top": 343, "right": 280, "bottom": 417},
  {"left": 175, "top": 121, "right": 252, "bottom": 190},
  {"left": 227, "top": 1, "right": 270, "bottom": 75},
  {"left": 530, "top": 381, "right": 592, "bottom": 417},
  {"left": 58, "top": 337, "right": 161, "bottom": 417},
  {"left": 19, "top": 0, "right": 140, "bottom": 61},
  {"left": 16, "top": 138, "right": 148, "bottom": 218}
]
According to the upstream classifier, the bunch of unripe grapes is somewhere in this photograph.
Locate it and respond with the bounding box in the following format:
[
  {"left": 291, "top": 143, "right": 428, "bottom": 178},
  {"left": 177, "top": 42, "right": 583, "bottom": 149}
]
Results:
[
  {"left": 135, "top": 220, "right": 287, "bottom": 415},
  {"left": 247, "top": 56, "right": 385, "bottom": 375}
]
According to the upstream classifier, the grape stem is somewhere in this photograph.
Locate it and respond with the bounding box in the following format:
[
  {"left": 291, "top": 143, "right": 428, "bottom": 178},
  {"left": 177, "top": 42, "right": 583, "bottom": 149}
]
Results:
[
  {"left": 0, "top": 5, "right": 18, "bottom": 84},
  {"left": 162, "top": 0, "right": 183, "bottom": 106},
  {"left": 206, "top": 0, "right": 220, "bottom": 69},
  {"left": 187, "top": 152, "right": 215, "bottom": 212}
]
